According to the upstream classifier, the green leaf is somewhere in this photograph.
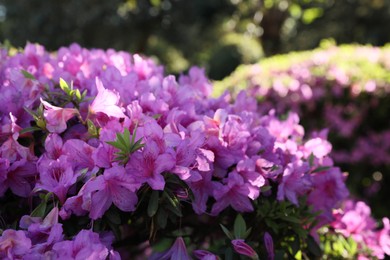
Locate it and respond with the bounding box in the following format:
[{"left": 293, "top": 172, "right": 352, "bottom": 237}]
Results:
[
  {"left": 307, "top": 235, "right": 322, "bottom": 257},
  {"left": 157, "top": 208, "right": 168, "bottom": 229},
  {"left": 234, "top": 214, "right": 246, "bottom": 239},
  {"left": 261, "top": 185, "right": 272, "bottom": 192},
  {"left": 59, "top": 78, "right": 71, "bottom": 94},
  {"left": 148, "top": 190, "right": 159, "bottom": 217},
  {"left": 31, "top": 201, "right": 47, "bottom": 217},
  {"left": 21, "top": 70, "right": 36, "bottom": 80},
  {"left": 19, "top": 126, "right": 41, "bottom": 135},
  {"left": 220, "top": 224, "right": 234, "bottom": 240},
  {"left": 106, "top": 140, "right": 127, "bottom": 151},
  {"left": 87, "top": 119, "right": 98, "bottom": 137},
  {"left": 122, "top": 128, "right": 130, "bottom": 147},
  {"left": 105, "top": 208, "right": 121, "bottom": 225},
  {"left": 308, "top": 153, "right": 314, "bottom": 167},
  {"left": 23, "top": 106, "right": 38, "bottom": 118},
  {"left": 163, "top": 192, "right": 182, "bottom": 217},
  {"left": 243, "top": 227, "right": 252, "bottom": 239},
  {"left": 115, "top": 132, "right": 127, "bottom": 148},
  {"left": 278, "top": 215, "right": 301, "bottom": 224},
  {"left": 311, "top": 166, "right": 331, "bottom": 173}
]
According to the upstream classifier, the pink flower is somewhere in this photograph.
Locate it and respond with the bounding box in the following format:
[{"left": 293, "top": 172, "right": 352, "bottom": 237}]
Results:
[
  {"left": 211, "top": 171, "right": 259, "bottom": 215},
  {"left": 378, "top": 218, "right": 390, "bottom": 256},
  {"left": 231, "top": 239, "right": 259, "bottom": 259},
  {"left": 41, "top": 98, "right": 78, "bottom": 133},
  {"left": 83, "top": 166, "right": 140, "bottom": 219},
  {"left": 193, "top": 249, "right": 219, "bottom": 260},
  {"left": 89, "top": 77, "right": 125, "bottom": 118},
  {"left": 126, "top": 139, "right": 175, "bottom": 190},
  {"left": 0, "top": 230, "right": 32, "bottom": 259},
  {"left": 277, "top": 161, "right": 311, "bottom": 205},
  {"left": 150, "top": 237, "right": 191, "bottom": 260},
  {"left": 308, "top": 167, "right": 349, "bottom": 222}
]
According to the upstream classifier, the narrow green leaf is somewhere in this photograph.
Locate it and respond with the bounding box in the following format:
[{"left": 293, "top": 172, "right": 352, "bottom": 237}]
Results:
[
  {"left": 59, "top": 78, "right": 70, "bottom": 94},
  {"left": 308, "top": 153, "right": 314, "bottom": 167},
  {"left": 311, "top": 166, "right": 331, "bottom": 173},
  {"left": 220, "top": 224, "right": 234, "bottom": 240},
  {"left": 261, "top": 185, "right": 272, "bottom": 192},
  {"left": 123, "top": 128, "right": 131, "bottom": 147},
  {"left": 21, "top": 70, "right": 36, "bottom": 80},
  {"left": 31, "top": 202, "right": 47, "bottom": 217},
  {"left": 307, "top": 235, "right": 322, "bottom": 257},
  {"left": 115, "top": 131, "right": 127, "bottom": 147},
  {"left": 19, "top": 126, "right": 41, "bottom": 135},
  {"left": 234, "top": 214, "right": 246, "bottom": 239},
  {"left": 243, "top": 227, "right": 252, "bottom": 239},
  {"left": 279, "top": 215, "right": 301, "bottom": 224},
  {"left": 106, "top": 140, "right": 127, "bottom": 151},
  {"left": 148, "top": 190, "right": 159, "bottom": 217},
  {"left": 75, "top": 89, "right": 82, "bottom": 100},
  {"left": 163, "top": 191, "right": 182, "bottom": 217},
  {"left": 44, "top": 192, "right": 53, "bottom": 202},
  {"left": 105, "top": 208, "right": 121, "bottom": 225},
  {"left": 81, "top": 89, "right": 88, "bottom": 99},
  {"left": 157, "top": 208, "right": 168, "bottom": 229},
  {"left": 23, "top": 106, "right": 38, "bottom": 118}
]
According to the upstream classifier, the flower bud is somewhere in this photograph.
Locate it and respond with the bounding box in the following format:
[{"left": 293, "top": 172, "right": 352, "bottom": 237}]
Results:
[{"left": 231, "top": 239, "right": 259, "bottom": 260}]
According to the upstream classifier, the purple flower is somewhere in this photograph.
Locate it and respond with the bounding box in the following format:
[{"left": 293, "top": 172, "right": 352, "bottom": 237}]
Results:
[
  {"left": 126, "top": 139, "right": 175, "bottom": 190},
  {"left": 41, "top": 98, "right": 78, "bottom": 133},
  {"left": 264, "top": 232, "right": 274, "bottom": 260},
  {"left": 0, "top": 230, "right": 32, "bottom": 259},
  {"left": 308, "top": 167, "right": 349, "bottom": 222},
  {"left": 4, "top": 159, "right": 37, "bottom": 197},
  {"left": 22, "top": 207, "right": 64, "bottom": 255},
  {"left": 277, "top": 161, "right": 311, "bottom": 205},
  {"left": 42, "top": 134, "right": 64, "bottom": 160},
  {"left": 0, "top": 158, "right": 9, "bottom": 197},
  {"left": 36, "top": 156, "right": 77, "bottom": 203},
  {"left": 150, "top": 237, "right": 191, "bottom": 260},
  {"left": 63, "top": 139, "right": 96, "bottom": 172},
  {"left": 51, "top": 229, "right": 114, "bottom": 259},
  {"left": 211, "top": 171, "right": 258, "bottom": 215},
  {"left": 193, "top": 249, "right": 219, "bottom": 260},
  {"left": 231, "top": 239, "right": 259, "bottom": 259},
  {"left": 83, "top": 166, "right": 140, "bottom": 219}
]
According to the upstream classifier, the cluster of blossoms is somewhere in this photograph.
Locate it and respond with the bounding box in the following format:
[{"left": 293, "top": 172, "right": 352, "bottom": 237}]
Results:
[
  {"left": 216, "top": 43, "right": 390, "bottom": 214},
  {"left": 0, "top": 43, "right": 389, "bottom": 259}
]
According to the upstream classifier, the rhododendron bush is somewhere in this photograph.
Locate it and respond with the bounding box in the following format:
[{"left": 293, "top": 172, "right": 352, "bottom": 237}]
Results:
[
  {"left": 0, "top": 43, "right": 389, "bottom": 259},
  {"left": 216, "top": 43, "right": 390, "bottom": 218}
]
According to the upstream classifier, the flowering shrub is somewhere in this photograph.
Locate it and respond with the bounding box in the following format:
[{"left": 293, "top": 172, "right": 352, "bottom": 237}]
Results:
[
  {"left": 0, "top": 43, "right": 389, "bottom": 259},
  {"left": 215, "top": 43, "right": 390, "bottom": 217}
]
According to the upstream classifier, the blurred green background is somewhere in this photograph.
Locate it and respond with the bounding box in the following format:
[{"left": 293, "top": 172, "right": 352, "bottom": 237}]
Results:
[{"left": 1, "top": 0, "right": 389, "bottom": 80}]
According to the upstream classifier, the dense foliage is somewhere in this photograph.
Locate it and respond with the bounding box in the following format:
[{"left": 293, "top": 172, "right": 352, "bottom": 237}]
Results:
[
  {"left": 216, "top": 43, "right": 390, "bottom": 218},
  {"left": 0, "top": 43, "right": 389, "bottom": 259}
]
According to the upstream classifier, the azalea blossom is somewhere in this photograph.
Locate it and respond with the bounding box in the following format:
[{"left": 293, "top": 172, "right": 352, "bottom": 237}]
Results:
[
  {"left": 41, "top": 98, "right": 78, "bottom": 133},
  {"left": 82, "top": 166, "right": 140, "bottom": 219},
  {"left": 89, "top": 77, "right": 125, "bottom": 118}
]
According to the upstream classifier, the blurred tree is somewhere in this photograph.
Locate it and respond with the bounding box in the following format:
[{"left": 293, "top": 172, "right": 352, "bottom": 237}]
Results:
[{"left": 0, "top": 0, "right": 389, "bottom": 78}]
